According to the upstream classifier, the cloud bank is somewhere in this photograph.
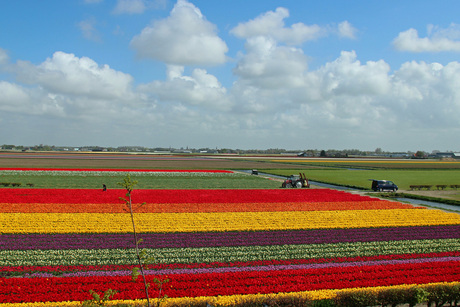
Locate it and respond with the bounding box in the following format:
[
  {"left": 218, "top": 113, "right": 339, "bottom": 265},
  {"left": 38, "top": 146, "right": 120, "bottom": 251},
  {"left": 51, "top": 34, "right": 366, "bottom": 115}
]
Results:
[{"left": 0, "top": 1, "right": 459, "bottom": 151}]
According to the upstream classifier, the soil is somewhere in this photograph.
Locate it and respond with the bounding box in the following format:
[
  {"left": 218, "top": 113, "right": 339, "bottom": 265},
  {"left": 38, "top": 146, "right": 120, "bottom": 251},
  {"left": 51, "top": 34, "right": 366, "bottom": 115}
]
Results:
[{"left": 0, "top": 153, "right": 299, "bottom": 170}]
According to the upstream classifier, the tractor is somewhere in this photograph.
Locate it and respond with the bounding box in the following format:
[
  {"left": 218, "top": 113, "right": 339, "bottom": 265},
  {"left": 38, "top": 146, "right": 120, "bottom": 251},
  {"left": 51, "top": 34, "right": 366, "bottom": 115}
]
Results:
[{"left": 281, "top": 173, "right": 310, "bottom": 188}]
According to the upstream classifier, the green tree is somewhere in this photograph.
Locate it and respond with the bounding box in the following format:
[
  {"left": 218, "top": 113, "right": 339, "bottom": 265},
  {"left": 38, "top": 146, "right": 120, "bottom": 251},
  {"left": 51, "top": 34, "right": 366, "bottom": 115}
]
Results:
[{"left": 414, "top": 151, "right": 426, "bottom": 159}]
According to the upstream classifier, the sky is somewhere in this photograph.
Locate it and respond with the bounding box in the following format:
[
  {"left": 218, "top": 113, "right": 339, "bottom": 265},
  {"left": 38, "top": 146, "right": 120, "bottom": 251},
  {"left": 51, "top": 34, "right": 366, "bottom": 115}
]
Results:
[{"left": 1, "top": 0, "right": 460, "bottom": 152}]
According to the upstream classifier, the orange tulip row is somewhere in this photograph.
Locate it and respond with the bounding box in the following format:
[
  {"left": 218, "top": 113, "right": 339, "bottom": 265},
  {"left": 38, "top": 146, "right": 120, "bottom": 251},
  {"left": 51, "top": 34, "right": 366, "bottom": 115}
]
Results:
[{"left": 0, "top": 200, "right": 416, "bottom": 213}]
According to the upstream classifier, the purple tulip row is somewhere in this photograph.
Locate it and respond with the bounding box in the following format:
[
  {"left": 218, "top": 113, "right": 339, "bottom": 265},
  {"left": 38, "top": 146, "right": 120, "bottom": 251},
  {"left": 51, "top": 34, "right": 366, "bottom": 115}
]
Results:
[
  {"left": 2, "top": 225, "right": 459, "bottom": 251},
  {"left": 19, "top": 256, "right": 460, "bottom": 279}
]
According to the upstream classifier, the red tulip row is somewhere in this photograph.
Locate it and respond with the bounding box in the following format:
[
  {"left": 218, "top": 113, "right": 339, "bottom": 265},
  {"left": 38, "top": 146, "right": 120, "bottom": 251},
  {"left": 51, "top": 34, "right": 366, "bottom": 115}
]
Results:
[
  {"left": 1, "top": 260, "right": 458, "bottom": 303},
  {"left": 0, "top": 188, "right": 380, "bottom": 204}
]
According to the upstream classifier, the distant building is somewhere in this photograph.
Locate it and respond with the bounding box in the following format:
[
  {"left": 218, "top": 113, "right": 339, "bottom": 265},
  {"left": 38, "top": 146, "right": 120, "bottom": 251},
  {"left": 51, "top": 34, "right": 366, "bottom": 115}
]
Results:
[
  {"left": 435, "top": 152, "right": 460, "bottom": 159},
  {"left": 389, "top": 152, "right": 410, "bottom": 158}
]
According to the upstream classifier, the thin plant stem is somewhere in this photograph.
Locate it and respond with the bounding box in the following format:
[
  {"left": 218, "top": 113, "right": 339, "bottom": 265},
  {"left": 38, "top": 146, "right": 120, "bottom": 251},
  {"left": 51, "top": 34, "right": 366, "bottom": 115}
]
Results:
[{"left": 127, "top": 191, "right": 151, "bottom": 307}]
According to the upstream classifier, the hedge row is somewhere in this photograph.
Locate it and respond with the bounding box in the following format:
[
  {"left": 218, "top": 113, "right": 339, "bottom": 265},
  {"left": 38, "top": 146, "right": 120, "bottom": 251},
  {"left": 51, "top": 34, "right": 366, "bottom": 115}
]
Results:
[
  {"left": 0, "top": 182, "right": 34, "bottom": 187},
  {"left": 333, "top": 283, "right": 460, "bottom": 307}
]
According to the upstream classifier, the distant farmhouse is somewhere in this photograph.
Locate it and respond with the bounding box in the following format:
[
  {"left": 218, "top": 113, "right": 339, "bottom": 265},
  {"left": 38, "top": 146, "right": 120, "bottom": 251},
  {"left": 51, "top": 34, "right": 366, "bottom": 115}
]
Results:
[
  {"left": 435, "top": 152, "right": 460, "bottom": 159},
  {"left": 389, "top": 152, "right": 410, "bottom": 158}
]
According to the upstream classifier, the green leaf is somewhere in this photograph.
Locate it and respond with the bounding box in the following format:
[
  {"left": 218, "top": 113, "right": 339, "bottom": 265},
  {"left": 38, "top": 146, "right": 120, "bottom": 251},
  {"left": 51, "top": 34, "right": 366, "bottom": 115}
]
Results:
[
  {"left": 102, "top": 289, "right": 117, "bottom": 301},
  {"left": 139, "top": 249, "right": 147, "bottom": 259},
  {"left": 90, "top": 290, "right": 100, "bottom": 301},
  {"left": 131, "top": 267, "right": 140, "bottom": 281},
  {"left": 133, "top": 202, "right": 147, "bottom": 211}
]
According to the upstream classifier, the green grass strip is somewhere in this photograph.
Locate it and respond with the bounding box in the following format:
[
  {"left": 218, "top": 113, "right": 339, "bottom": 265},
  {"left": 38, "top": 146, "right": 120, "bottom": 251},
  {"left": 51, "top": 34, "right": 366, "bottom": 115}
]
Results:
[
  {"left": 2, "top": 238, "right": 459, "bottom": 267},
  {"left": 266, "top": 169, "right": 460, "bottom": 192},
  {"left": 0, "top": 171, "right": 280, "bottom": 189}
]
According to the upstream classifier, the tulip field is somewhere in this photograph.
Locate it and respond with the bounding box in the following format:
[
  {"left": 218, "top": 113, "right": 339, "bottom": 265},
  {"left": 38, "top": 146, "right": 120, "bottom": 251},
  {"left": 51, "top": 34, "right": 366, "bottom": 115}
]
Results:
[{"left": 0, "top": 168, "right": 460, "bottom": 306}]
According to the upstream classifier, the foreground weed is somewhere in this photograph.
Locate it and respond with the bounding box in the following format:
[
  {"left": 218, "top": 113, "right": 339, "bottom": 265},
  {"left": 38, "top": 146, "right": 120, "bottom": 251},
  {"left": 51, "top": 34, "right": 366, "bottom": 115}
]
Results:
[
  {"left": 82, "top": 289, "right": 117, "bottom": 306},
  {"left": 119, "top": 175, "right": 152, "bottom": 306},
  {"left": 83, "top": 175, "right": 169, "bottom": 307},
  {"left": 119, "top": 174, "right": 170, "bottom": 307}
]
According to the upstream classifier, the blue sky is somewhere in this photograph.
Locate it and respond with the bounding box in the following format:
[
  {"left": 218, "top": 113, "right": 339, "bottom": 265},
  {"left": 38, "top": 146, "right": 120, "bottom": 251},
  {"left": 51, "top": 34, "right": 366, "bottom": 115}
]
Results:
[{"left": 1, "top": 0, "right": 460, "bottom": 152}]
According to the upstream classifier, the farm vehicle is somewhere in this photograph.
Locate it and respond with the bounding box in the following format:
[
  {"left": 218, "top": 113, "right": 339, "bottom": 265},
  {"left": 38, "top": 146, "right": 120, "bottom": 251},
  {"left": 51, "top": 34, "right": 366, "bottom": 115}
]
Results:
[{"left": 281, "top": 173, "right": 310, "bottom": 188}]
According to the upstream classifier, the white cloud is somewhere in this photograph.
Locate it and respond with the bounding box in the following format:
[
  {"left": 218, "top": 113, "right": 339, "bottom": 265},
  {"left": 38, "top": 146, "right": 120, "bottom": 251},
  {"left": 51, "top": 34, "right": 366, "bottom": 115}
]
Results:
[
  {"left": 230, "top": 7, "right": 324, "bottom": 45},
  {"left": 112, "top": 0, "right": 146, "bottom": 14},
  {"left": 0, "top": 52, "right": 156, "bottom": 143},
  {"left": 0, "top": 81, "right": 66, "bottom": 117},
  {"left": 139, "top": 65, "right": 232, "bottom": 111},
  {"left": 229, "top": 35, "right": 313, "bottom": 114},
  {"left": 0, "top": 81, "right": 29, "bottom": 108},
  {"left": 130, "top": 0, "right": 228, "bottom": 66},
  {"left": 428, "top": 23, "right": 460, "bottom": 40},
  {"left": 390, "top": 61, "right": 460, "bottom": 127},
  {"left": 230, "top": 49, "right": 394, "bottom": 135},
  {"left": 393, "top": 24, "right": 460, "bottom": 52},
  {"left": 230, "top": 36, "right": 460, "bottom": 147},
  {"left": 231, "top": 7, "right": 290, "bottom": 39},
  {"left": 318, "top": 50, "right": 391, "bottom": 96},
  {"left": 311, "top": 56, "right": 460, "bottom": 132},
  {"left": 0, "top": 48, "right": 9, "bottom": 66},
  {"left": 228, "top": 9, "right": 361, "bottom": 117},
  {"left": 14, "top": 51, "right": 135, "bottom": 100},
  {"left": 233, "top": 36, "right": 308, "bottom": 89},
  {"left": 337, "top": 21, "right": 357, "bottom": 39},
  {"left": 78, "top": 18, "right": 101, "bottom": 42},
  {"left": 112, "top": 0, "right": 166, "bottom": 14}
]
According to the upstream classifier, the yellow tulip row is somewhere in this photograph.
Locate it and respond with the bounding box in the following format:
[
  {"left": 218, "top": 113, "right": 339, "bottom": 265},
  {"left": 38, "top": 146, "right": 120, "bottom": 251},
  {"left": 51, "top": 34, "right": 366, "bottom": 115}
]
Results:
[{"left": 2, "top": 209, "right": 460, "bottom": 234}]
